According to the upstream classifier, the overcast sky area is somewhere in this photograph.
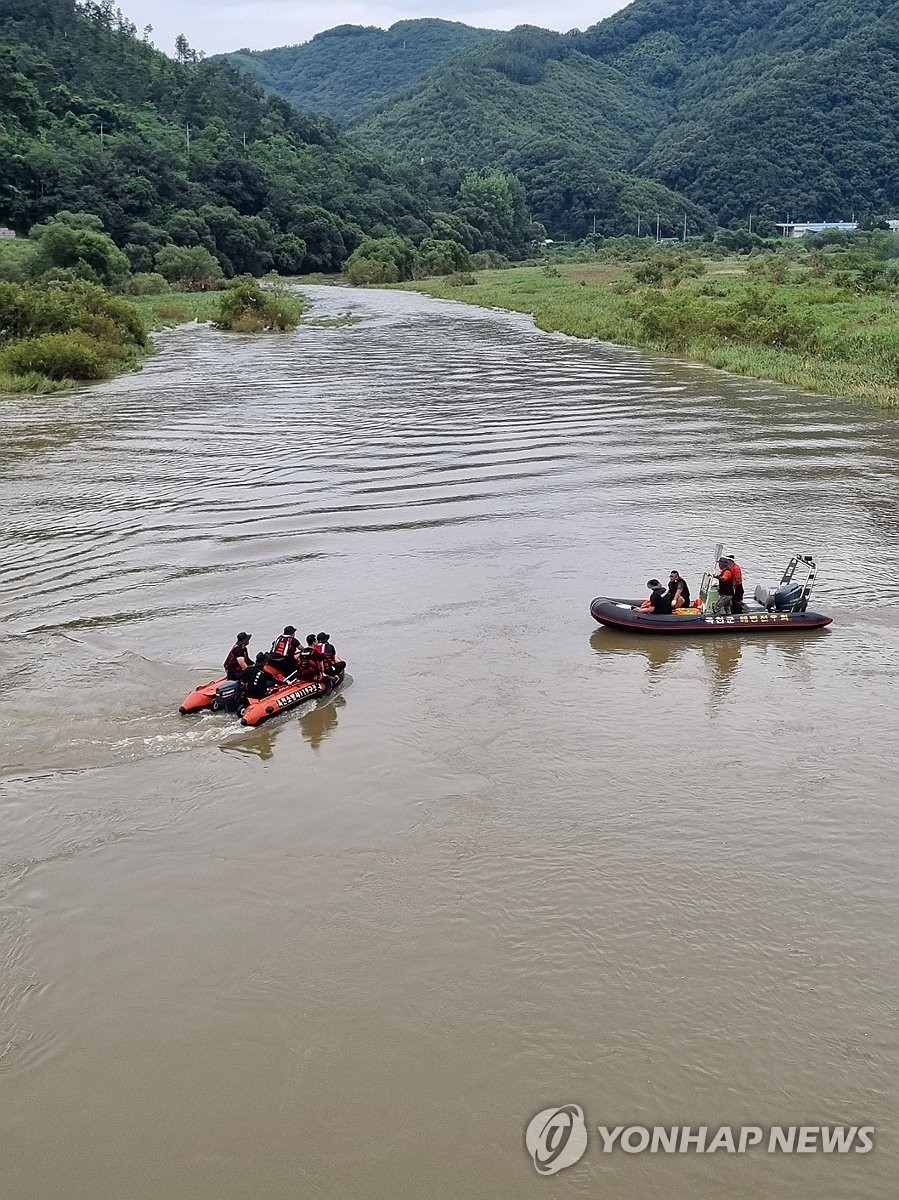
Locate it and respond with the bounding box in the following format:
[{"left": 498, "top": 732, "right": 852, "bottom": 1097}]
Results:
[{"left": 125, "top": 0, "right": 631, "bottom": 57}]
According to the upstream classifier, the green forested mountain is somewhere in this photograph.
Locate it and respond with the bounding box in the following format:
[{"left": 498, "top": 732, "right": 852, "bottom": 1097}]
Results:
[
  {"left": 219, "top": 19, "right": 500, "bottom": 124},
  {"left": 0, "top": 1, "right": 538, "bottom": 272},
  {"left": 330, "top": 0, "right": 899, "bottom": 233},
  {"left": 358, "top": 25, "right": 711, "bottom": 238},
  {"left": 579, "top": 0, "right": 899, "bottom": 223}
]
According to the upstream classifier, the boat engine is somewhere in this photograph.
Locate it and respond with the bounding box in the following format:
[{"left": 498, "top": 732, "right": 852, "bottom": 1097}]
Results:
[
  {"left": 211, "top": 680, "right": 241, "bottom": 711},
  {"left": 754, "top": 582, "right": 806, "bottom": 612}
]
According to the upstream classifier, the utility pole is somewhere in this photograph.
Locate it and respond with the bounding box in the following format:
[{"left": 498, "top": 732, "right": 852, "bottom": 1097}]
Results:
[
  {"left": 682, "top": 213, "right": 687, "bottom": 242},
  {"left": 592, "top": 213, "right": 597, "bottom": 236},
  {"left": 186, "top": 123, "right": 191, "bottom": 156},
  {"left": 637, "top": 213, "right": 641, "bottom": 236},
  {"left": 242, "top": 132, "right": 247, "bottom": 149},
  {"left": 748, "top": 212, "right": 753, "bottom": 233},
  {"left": 99, "top": 120, "right": 105, "bottom": 151},
  {"left": 656, "top": 213, "right": 660, "bottom": 243}
]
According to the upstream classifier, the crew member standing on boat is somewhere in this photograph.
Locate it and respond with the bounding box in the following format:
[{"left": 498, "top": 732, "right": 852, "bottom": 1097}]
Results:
[
  {"left": 224, "top": 632, "right": 252, "bottom": 680},
  {"left": 726, "top": 555, "right": 744, "bottom": 613},
  {"left": 713, "top": 558, "right": 735, "bottom": 614}
]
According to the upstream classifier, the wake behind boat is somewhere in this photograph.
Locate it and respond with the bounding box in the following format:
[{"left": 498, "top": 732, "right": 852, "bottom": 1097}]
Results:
[{"left": 591, "top": 553, "right": 833, "bottom": 636}]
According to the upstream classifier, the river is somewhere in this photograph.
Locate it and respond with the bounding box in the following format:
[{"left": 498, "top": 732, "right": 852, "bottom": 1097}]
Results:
[{"left": 1, "top": 286, "right": 896, "bottom": 1197}]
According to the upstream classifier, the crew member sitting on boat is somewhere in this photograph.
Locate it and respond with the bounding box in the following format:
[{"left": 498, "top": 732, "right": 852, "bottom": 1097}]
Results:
[
  {"left": 224, "top": 632, "right": 252, "bottom": 680},
  {"left": 294, "top": 635, "right": 322, "bottom": 681},
  {"left": 633, "top": 579, "right": 673, "bottom": 615},
  {"left": 316, "top": 632, "right": 346, "bottom": 679},
  {"left": 713, "top": 558, "right": 735, "bottom": 614},
  {"left": 241, "top": 652, "right": 279, "bottom": 700},
  {"left": 666, "top": 570, "right": 691, "bottom": 609},
  {"left": 269, "top": 625, "right": 301, "bottom": 673}
]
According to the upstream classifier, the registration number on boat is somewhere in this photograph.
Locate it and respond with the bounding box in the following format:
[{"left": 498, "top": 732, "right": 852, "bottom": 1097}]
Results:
[
  {"left": 707, "top": 613, "right": 792, "bottom": 624},
  {"left": 277, "top": 685, "right": 319, "bottom": 708}
]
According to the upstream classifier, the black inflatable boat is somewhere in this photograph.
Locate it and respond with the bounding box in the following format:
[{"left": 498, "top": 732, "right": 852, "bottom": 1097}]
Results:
[{"left": 591, "top": 554, "right": 833, "bottom": 636}]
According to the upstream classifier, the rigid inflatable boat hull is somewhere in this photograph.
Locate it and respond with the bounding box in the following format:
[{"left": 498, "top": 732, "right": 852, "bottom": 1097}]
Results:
[{"left": 590, "top": 597, "right": 833, "bottom": 635}]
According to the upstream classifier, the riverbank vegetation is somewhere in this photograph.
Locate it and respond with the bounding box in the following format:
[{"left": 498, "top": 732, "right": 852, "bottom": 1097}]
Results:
[
  {"left": 402, "top": 232, "right": 899, "bottom": 407},
  {"left": 0, "top": 210, "right": 309, "bottom": 390},
  {"left": 213, "top": 278, "right": 303, "bottom": 331},
  {"left": 0, "top": 277, "right": 147, "bottom": 392}
]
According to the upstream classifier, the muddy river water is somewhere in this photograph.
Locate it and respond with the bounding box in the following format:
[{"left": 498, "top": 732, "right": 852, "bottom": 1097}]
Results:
[{"left": 1, "top": 286, "right": 897, "bottom": 1197}]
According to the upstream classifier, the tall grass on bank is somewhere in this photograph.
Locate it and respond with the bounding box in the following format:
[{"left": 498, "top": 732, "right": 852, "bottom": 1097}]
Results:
[
  {"left": 128, "top": 290, "right": 222, "bottom": 330},
  {"left": 403, "top": 261, "right": 899, "bottom": 407}
]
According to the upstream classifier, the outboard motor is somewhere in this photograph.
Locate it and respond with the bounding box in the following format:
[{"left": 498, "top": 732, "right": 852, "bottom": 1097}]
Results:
[
  {"left": 212, "top": 679, "right": 241, "bottom": 712},
  {"left": 773, "top": 583, "right": 805, "bottom": 612}
]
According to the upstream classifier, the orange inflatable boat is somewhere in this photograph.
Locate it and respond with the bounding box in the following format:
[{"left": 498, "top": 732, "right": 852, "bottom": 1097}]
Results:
[{"left": 179, "top": 669, "right": 344, "bottom": 726}]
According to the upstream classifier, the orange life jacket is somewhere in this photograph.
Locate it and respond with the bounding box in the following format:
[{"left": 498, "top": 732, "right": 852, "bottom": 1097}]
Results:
[{"left": 271, "top": 633, "right": 298, "bottom": 658}]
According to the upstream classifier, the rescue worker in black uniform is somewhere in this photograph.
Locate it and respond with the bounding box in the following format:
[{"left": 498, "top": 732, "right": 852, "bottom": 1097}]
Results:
[{"left": 241, "top": 653, "right": 279, "bottom": 700}]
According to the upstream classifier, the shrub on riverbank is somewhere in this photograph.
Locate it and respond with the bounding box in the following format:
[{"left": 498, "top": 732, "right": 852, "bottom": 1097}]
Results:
[
  {"left": 0, "top": 279, "right": 147, "bottom": 390},
  {"left": 213, "top": 278, "right": 303, "bottom": 331}
]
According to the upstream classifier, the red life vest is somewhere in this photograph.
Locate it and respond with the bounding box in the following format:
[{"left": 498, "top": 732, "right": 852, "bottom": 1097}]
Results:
[
  {"left": 295, "top": 648, "right": 320, "bottom": 679},
  {"left": 224, "top": 643, "right": 250, "bottom": 675},
  {"left": 728, "top": 560, "right": 744, "bottom": 586},
  {"left": 316, "top": 640, "right": 335, "bottom": 662}
]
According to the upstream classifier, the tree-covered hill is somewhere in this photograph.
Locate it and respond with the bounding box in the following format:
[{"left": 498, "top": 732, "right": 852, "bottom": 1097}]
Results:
[
  {"left": 218, "top": 19, "right": 501, "bottom": 124},
  {"left": 344, "top": 0, "right": 899, "bottom": 230},
  {"left": 0, "top": 0, "right": 543, "bottom": 273},
  {"left": 579, "top": 0, "right": 899, "bottom": 223},
  {"left": 358, "top": 25, "right": 711, "bottom": 239}
]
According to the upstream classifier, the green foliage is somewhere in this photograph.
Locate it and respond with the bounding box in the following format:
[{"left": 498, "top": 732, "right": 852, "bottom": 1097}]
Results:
[
  {"left": 123, "top": 272, "right": 170, "bottom": 295},
  {"left": 1, "top": 1, "right": 528, "bottom": 275},
  {"left": 213, "top": 277, "right": 303, "bottom": 330},
  {"left": 0, "top": 330, "right": 107, "bottom": 380},
  {"left": 338, "top": 0, "right": 899, "bottom": 235},
  {"left": 29, "top": 211, "right": 130, "bottom": 284},
  {"left": 414, "top": 238, "right": 471, "bottom": 277},
  {"left": 630, "top": 250, "right": 706, "bottom": 287},
  {"left": 0, "top": 277, "right": 146, "bottom": 387},
  {"left": 153, "top": 245, "right": 224, "bottom": 289},
  {"left": 217, "top": 20, "right": 500, "bottom": 123},
  {"left": 344, "top": 235, "right": 418, "bottom": 283},
  {"left": 0, "top": 238, "right": 39, "bottom": 282}
]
